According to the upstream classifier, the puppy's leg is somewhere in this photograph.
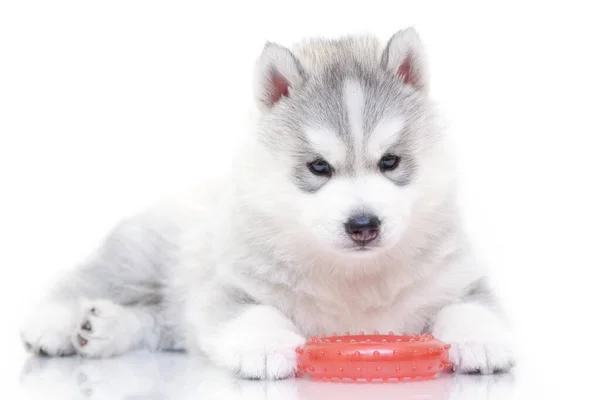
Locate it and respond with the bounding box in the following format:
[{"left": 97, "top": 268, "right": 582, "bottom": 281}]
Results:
[
  {"left": 430, "top": 281, "right": 515, "bottom": 374},
  {"left": 72, "top": 300, "right": 165, "bottom": 358},
  {"left": 186, "top": 285, "right": 305, "bottom": 380},
  {"left": 21, "top": 216, "right": 181, "bottom": 357}
]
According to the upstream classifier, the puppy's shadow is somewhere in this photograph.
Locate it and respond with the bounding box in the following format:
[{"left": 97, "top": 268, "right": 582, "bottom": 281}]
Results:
[{"left": 20, "top": 353, "right": 516, "bottom": 400}]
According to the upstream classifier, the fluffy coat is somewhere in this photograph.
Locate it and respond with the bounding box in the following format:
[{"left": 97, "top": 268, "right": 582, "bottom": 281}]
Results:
[{"left": 21, "top": 28, "right": 515, "bottom": 379}]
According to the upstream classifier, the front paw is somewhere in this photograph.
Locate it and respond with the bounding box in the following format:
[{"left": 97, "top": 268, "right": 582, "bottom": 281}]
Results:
[
  {"left": 448, "top": 341, "right": 515, "bottom": 374},
  {"left": 432, "top": 303, "right": 516, "bottom": 375},
  {"left": 199, "top": 306, "right": 306, "bottom": 380},
  {"left": 227, "top": 328, "right": 305, "bottom": 380}
]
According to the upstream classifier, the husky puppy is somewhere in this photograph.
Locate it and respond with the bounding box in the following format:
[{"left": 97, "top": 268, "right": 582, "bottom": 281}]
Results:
[{"left": 21, "top": 28, "right": 515, "bottom": 379}]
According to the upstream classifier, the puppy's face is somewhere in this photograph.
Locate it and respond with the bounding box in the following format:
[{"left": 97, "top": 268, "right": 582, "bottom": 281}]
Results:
[{"left": 251, "top": 29, "right": 443, "bottom": 257}]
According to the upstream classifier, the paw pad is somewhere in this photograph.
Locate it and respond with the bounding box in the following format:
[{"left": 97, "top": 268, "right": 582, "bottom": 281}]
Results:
[
  {"left": 77, "top": 334, "right": 88, "bottom": 347},
  {"left": 81, "top": 320, "right": 92, "bottom": 332}
]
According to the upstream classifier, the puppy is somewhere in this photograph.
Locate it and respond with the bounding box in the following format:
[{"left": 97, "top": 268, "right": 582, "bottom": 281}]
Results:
[{"left": 21, "top": 28, "right": 515, "bottom": 379}]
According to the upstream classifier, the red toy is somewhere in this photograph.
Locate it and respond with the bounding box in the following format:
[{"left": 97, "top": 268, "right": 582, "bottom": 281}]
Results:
[{"left": 296, "top": 332, "right": 452, "bottom": 382}]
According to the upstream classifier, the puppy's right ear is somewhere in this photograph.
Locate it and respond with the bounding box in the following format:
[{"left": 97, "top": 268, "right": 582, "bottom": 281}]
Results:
[{"left": 253, "top": 42, "right": 306, "bottom": 111}]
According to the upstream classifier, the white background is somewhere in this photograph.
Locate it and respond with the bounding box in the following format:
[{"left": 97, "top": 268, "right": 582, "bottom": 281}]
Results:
[{"left": 1, "top": 1, "right": 599, "bottom": 399}]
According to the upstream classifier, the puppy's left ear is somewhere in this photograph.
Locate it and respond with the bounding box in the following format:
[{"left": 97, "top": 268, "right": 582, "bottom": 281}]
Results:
[
  {"left": 254, "top": 42, "right": 306, "bottom": 111},
  {"left": 381, "top": 27, "right": 429, "bottom": 93}
]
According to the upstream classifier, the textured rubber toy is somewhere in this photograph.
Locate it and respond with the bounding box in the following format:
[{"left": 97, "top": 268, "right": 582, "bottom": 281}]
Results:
[{"left": 296, "top": 332, "right": 452, "bottom": 382}]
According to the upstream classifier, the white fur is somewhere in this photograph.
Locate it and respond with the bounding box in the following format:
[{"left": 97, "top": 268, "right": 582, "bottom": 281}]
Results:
[
  {"left": 431, "top": 303, "right": 515, "bottom": 374},
  {"left": 304, "top": 127, "right": 347, "bottom": 165},
  {"left": 21, "top": 28, "right": 515, "bottom": 378},
  {"left": 367, "top": 117, "right": 406, "bottom": 156},
  {"left": 21, "top": 302, "right": 77, "bottom": 356},
  {"left": 196, "top": 305, "right": 306, "bottom": 379},
  {"left": 343, "top": 79, "right": 365, "bottom": 158},
  {"left": 73, "top": 299, "right": 157, "bottom": 358}
]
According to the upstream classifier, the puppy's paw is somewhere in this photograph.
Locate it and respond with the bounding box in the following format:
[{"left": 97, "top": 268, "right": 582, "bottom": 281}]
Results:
[
  {"left": 228, "top": 328, "right": 305, "bottom": 380},
  {"left": 73, "top": 300, "right": 138, "bottom": 358},
  {"left": 448, "top": 341, "right": 515, "bottom": 374},
  {"left": 21, "top": 302, "right": 77, "bottom": 357},
  {"left": 200, "top": 306, "right": 306, "bottom": 380},
  {"left": 432, "top": 303, "right": 516, "bottom": 375}
]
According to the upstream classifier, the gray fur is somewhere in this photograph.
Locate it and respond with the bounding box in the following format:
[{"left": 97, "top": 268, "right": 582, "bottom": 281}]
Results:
[
  {"left": 464, "top": 277, "right": 504, "bottom": 315},
  {"left": 268, "top": 56, "right": 424, "bottom": 192}
]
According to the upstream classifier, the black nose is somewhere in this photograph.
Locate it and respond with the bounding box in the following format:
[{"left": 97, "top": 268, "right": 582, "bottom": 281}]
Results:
[{"left": 345, "top": 214, "right": 381, "bottom": 245}]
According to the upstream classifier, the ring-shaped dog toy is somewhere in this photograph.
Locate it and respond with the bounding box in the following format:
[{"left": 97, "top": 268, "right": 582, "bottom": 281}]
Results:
[{"left": 296, "top": 332, "right": 452, "bottom": 382}]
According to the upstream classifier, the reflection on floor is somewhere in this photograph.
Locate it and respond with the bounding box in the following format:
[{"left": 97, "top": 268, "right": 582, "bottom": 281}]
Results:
[{"left": 19, "top": 352, "right": 515, "bottom": 400}]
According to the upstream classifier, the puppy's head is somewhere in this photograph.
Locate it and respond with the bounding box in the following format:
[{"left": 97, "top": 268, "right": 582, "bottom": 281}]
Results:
[{"left": 245, "top": 28, "right": 452, "bottom": 258}]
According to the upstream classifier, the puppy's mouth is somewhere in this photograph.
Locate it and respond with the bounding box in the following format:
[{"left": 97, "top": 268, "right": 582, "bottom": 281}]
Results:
[
  {"left": 353, "top": 246, "right": 375, "bottom": 251},
  {"left": 346, "top": 242, "right": 383, "bottom": 253}
]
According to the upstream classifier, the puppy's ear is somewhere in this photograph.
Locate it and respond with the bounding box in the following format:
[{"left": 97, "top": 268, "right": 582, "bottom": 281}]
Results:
[
  {"left": 254, "top": 42, "right": 306, "bottom": 111},
  {"left": 381, "top": 27, "right": 429, "bottom": 93}
]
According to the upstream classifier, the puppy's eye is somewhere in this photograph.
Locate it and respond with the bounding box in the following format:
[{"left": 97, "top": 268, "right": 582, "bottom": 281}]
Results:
[
  {"left": 308, "top": 159, "right": 332, "bottom": 177},
  {"left": 379, "top": 154, "right": 401, "bottom": 171}
]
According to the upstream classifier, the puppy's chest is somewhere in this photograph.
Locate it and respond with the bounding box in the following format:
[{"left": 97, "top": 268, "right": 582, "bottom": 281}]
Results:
[{"left": 280, "top": 284, "right": 434, "bottom": 337}]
